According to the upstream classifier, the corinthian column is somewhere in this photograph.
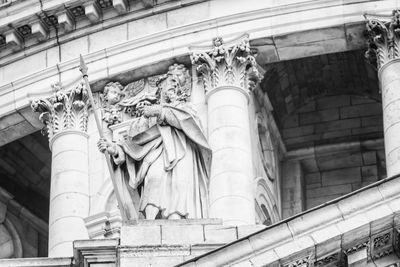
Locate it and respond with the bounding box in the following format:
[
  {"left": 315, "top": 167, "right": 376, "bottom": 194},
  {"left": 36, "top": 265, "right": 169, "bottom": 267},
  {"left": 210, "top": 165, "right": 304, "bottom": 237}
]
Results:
[
  {"left": 31, "top": 82, "right": 90, "bottom": 257},
  {"left": 191, "top": 35, "right": 259, "bottom": 225},
  {"left": 366, "top": 10, "right": 400, "bottom": 177}
]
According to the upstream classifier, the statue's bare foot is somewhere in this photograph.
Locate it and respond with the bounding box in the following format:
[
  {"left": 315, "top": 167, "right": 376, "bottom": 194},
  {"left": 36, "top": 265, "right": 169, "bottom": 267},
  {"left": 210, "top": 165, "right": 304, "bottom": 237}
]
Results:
[
  {"left": 145, "top": 205, "right": 159, "bottom": 219},
  {"left": 168, "top": 213, "right": 181, "bottom": 220}
]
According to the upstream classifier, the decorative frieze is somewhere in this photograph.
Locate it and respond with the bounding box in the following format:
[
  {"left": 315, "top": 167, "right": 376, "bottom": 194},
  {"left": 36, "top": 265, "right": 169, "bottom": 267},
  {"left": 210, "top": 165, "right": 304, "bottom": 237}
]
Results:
[
  {"left": 191, "top": 35, "right": 260, "bottom": 94},
  {"left": 365, "top": 10, "right": 400, "bottom": 69},
  {"left": 314, "top": 253, "right": 339, "bottom": 266},
  {"left": 283, "top": 255, "right": 313, "bottom": 267},
  {"left": 31, "top": 81, "right": 90, "bottom": 140},
  {"left": 344, "top": 240, "right": 370, "bottom": 255}
]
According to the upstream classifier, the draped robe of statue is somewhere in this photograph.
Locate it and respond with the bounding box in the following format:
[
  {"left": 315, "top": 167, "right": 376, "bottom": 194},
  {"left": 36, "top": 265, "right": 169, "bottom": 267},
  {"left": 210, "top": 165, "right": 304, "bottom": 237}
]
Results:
[{"left": 111, "top": 101, "right": 211, "bottom": 219}]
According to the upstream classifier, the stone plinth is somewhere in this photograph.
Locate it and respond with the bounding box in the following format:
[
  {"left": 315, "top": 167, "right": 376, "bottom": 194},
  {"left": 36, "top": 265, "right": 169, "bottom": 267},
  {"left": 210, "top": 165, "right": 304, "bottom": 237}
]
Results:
[{"left": 118, "top": 219, "right": 265, "bottom": 267}]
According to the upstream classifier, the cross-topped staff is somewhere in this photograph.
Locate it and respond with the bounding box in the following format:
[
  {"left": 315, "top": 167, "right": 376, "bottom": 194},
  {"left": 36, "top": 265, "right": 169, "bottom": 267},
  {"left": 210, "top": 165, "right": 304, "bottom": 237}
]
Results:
[{"left": 79, "top": 55, "right": 135, "bottom": 222}]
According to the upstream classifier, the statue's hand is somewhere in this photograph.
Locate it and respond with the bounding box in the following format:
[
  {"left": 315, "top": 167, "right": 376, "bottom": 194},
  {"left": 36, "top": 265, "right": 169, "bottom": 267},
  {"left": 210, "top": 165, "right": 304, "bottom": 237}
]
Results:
[
  {"left": 141, "top": 105, "right": 162, "bottom": 118},
  {"left": 97, "top": 138, "right": 117, "bottom": 156}
]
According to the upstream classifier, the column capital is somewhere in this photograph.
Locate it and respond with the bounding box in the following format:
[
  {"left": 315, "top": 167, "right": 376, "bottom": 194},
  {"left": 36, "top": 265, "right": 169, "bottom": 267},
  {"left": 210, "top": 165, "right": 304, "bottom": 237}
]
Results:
[
  {"left": 190, "top": 35, "right": 260, "bottom": 95},
  {"left": 365, "top": 10, "right": 400, "bottom": 70},
  {"left": 31, "top": 81, "right": 90, "bottom": 141}
]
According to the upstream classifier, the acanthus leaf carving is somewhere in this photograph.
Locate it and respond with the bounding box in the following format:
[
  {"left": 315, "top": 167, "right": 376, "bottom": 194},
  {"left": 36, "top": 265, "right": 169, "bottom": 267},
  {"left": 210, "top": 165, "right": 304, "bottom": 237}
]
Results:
[
  {"left": 191, "top": 35, "right": 260, "bottom": 93},
  {"left": 365, "top": 10, "right": 400, "bottom": 69},
  {"left": 31, "top": 81, "right": 90, "bottom": 140}
]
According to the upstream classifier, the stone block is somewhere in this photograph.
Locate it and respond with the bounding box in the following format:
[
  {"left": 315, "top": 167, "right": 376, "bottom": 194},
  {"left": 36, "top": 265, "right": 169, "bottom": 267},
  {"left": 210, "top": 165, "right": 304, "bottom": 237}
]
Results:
[
  {"left": 166, "top": 2, "right": 210, "bottom": 28},
  {"left": 315, "top": 118, "right": 360, "bottom": 133},
  {"left": 277, "top": 38, "right": 347, "bottom": 61},
  {"left": 288, "top": 204, "right": 342, "bottom": 236},
  {"left": 285, "top": 134, "right": 320, "bottom": 147},
  {"left": 301, "top": 158, "right": 319, "bottom": 173},
  {"left": 237, "top": 224, "right": 266, "bottom": 239},
  {"left": 274, "top": 236, "right": 315, "bottom": 260},
  {"left": 0, "top": 120, "right": 36, "bottom": 147},
  {"left": 89, "top": 24, "right": 127, "bottom": 52},
  {"left": 128, "top": 13, "right": 167, "bottom": 39},
  {"left": 321, "top": 167, "right": 361, "bottom": 186},
  {"left": 307, "top": 184, "right": 352, "bottom": 199},
  {"left": 364, "top": 204, "right": 393, "bottom": 234},
  {"left": 161, "top": 224, "right": 204, "bottom": 245},
  {"left": 307, "top": 195, "right": 342, "bottom": 208},
  {"left": 361, "top": 165, "right": 377, "bottom": 179},
  {"left": 322, "top": 129, "right": 351, "bottom": 139},
  {"left": 362, "top": 151, "right": 377, "bottom": 165},
  {"left": 120, "top": 225, "right": 161, "bottom": 246},
  {"left": 347, "top": 247, "right": 367, "bottom": 267},
  {"left": 317, "top": 152, "right": 362, "bottom": 171},
  {"left": 297, "top": 102, "right": 316, "bottom": 113},
  {"left": 196, "top": 239, "right": 251, "bottom": 266},
  {"left": 338, "top": 214, "right": 370, "bottom": 245},
  {"left": 340, "top": 103, "right": 381, "bottom": 119},
  {"left": 3, "top": 50, "right": 47, "bottom": 83},
  {"left": 337, "top": 187, "right": 383, "bottom": 218},
  {"left": 283, "top": 115, "right": 299, "bottom": 128},
  {"left": 350, "top": 96, "right": 376, "bottom": 105},
  {"left": 299, "top": 109, "right": 339, "bottom": 125},
  {"left": 60, "top": 36, "right": 89, "bottom": 62},
  {"left": 282, "top": 125, "right": 314, "bottom": 139},
  {"left": 316, "top": 95, "right": 350, "bottom": 110},
  {"left": 361, "top": 116, "right": 382, "bottom": 127},
  {"left": 305, "top": 172, "right": 321, "bottom": 185},
  {"left": 204, "top": 225, "right": 237, "bottom": 243},
  {"left": 351, "top": 126, "right": 382, "bottom": 135}
]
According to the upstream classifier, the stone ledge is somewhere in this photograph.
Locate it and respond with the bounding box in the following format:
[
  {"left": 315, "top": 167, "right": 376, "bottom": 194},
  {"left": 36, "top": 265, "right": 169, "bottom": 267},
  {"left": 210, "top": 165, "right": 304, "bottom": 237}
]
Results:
[
  {"left": 126, "top": 218, "right": 222, "bottom": 226},
  {"left": 0, "top": 257, "right": 73, "bottom": 267},
  {"left": 177, "top": 176, "right": 400, "bottom": 266}
]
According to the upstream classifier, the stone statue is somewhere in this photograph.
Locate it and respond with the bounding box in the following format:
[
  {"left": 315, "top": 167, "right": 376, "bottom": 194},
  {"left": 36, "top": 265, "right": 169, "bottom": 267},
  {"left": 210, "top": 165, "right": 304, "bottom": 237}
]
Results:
[{"left": 97, "top": 64, "right": 211, "bottom": 220}]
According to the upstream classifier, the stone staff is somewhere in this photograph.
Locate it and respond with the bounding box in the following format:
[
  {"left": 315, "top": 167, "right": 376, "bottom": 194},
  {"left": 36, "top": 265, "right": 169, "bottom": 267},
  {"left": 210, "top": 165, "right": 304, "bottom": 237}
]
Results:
[{"left": 79, "top": 54, "right": 136, "bottom": 222}]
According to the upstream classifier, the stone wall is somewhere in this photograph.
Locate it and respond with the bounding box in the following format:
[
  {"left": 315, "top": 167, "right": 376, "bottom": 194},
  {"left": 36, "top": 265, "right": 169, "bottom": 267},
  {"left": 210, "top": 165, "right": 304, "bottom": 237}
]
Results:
[
  {"left": 0, "top": 187, "right": 48, "bottom": 259},
  {"left": 282, "top": 95, "right": 382, "bottom": 150},
  {"left": 281, "top": 95, "right": 385, "bottom": 214}
]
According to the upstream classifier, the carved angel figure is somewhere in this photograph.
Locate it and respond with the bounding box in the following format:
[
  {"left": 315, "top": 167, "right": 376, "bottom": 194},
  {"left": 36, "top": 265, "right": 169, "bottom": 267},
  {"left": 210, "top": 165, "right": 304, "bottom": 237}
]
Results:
[
  {"left": 97, "top": 64, "right": 211, "bottom": 220},
  {"left": 101, "top": 82, "right": 124, "bottom": 125}
]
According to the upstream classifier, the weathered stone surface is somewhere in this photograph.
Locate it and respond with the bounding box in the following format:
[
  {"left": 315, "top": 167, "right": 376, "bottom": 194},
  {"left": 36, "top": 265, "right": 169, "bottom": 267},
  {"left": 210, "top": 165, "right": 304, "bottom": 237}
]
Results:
[{"left": 321, "top": 167, "right": 361, "bottom": 186}]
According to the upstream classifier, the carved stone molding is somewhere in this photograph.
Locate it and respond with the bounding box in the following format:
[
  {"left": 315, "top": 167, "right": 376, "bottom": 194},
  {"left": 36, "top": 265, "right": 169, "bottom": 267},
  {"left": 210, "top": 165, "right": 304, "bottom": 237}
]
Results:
[
  {"left": 283, "top": 255, "right": 313, "bottom": 267},
  {"left": 314, "top": 253, "right": 339, "bottom": 266},
  {"left": 365, "top": 10, "right": 400, "bottom": 69},
  {"left": 191, "top": 35, "right": 260, "bottom": 95},
  {"left": 31, "top": 81, "right": 90, "bottom": 140}
]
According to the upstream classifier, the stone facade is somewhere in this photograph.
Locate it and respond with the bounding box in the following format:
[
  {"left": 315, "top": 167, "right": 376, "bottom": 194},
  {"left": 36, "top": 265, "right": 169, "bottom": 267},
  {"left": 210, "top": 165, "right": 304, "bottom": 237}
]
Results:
[{"left": 1, "top": 0, "right": 400, "bottom": 267}]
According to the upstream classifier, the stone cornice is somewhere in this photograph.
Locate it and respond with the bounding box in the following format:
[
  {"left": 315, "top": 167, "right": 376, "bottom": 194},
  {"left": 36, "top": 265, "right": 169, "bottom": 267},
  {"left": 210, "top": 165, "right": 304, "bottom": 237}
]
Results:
[
  {"left": 178, "top": 174, "right": 400, "bottom": 266},
  {"left": 0, "top": 0, "right": 208, "bottom": 56},
  {"left": 0, "top": 0, "right": 393, "bottom": 68}
]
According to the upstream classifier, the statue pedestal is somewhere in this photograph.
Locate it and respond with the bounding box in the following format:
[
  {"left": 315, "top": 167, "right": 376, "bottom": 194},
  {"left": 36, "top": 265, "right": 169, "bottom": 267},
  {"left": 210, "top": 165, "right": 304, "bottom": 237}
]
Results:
[
  {"left": 118, "top": 219, "right": 264, "bottom": 267},
  {"left": 77, "top": 217, "right": 266, "bottom": 267}
]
